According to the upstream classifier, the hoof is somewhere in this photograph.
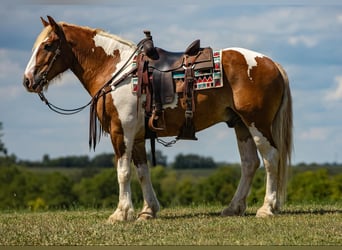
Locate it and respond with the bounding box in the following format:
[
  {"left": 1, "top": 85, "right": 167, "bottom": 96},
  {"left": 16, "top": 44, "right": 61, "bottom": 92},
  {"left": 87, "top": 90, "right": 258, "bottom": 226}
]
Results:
[
  {"left": 221, "top": 208, "right": 239, "bottom": 217},
  {"left": 106, "top": 208, "right": 135, "bottom": 223},
  {"left": 137, "top": 211, "right": 156, "bottom": 221},
  {"left": 221, "top": 203, "right": 246, "bottom": 217},
  {"left": 256, "top": 206, "right": 275, "bottom": 218}
]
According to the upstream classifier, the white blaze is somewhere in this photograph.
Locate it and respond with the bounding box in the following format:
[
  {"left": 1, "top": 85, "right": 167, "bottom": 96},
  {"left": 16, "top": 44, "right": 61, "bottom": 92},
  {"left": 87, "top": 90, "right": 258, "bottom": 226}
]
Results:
[{"left": 24, "top": 38, "right": 48, "bottom": 77}]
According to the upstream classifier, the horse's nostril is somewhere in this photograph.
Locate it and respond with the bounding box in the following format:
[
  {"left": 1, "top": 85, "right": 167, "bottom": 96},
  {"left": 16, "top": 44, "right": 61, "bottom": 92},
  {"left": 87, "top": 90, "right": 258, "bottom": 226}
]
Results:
[{"left": 23, "top": 77, "right": 32, "bottom": 89}]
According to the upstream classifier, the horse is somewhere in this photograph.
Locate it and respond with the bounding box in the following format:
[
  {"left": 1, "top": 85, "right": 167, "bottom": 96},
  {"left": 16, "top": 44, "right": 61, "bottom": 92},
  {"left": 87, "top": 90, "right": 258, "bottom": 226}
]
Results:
[{"left": 23, "top": 16, "right": 293, "bottom": 222}]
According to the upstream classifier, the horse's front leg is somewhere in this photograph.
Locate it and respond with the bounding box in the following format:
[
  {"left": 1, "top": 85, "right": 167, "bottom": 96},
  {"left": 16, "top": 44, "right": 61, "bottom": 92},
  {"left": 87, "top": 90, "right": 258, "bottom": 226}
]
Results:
[
  {"left": 133, "top": 140, "right": 160, "bottom": 220},
  {"left": 107, "top": 135, "right": 135, "bottom": 223}
]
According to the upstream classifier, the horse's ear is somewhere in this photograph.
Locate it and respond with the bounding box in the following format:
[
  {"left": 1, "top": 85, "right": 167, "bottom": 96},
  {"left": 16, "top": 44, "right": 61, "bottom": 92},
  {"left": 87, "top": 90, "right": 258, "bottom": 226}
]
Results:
[
  {"left": 47, "top": 16, "right": 59, "bottom": 30},
  {"left": 47, "top": 16, "right": 65, "bottom": 39},
  {"left": 40, "top": 17, "right": 49, "bottom": 27}
]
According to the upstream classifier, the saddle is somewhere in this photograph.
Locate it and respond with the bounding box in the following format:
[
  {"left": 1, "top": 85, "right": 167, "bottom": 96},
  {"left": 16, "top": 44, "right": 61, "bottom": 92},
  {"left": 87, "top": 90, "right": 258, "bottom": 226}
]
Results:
[{"left": 136, "top": 31, "right": 214, "bottom": 140}]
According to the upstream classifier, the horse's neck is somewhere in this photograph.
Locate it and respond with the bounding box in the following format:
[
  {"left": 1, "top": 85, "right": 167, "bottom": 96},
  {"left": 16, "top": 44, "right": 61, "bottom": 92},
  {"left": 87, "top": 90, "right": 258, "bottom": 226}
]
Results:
[{"left": 70, "top": 31, "right": 136, "bottom": 97}]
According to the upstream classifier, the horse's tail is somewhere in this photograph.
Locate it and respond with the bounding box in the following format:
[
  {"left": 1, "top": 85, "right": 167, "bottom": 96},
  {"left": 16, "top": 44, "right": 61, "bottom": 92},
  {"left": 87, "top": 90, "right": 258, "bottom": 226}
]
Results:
[{"left": 273, "top": 62, "right": 293, "bottom": 206}]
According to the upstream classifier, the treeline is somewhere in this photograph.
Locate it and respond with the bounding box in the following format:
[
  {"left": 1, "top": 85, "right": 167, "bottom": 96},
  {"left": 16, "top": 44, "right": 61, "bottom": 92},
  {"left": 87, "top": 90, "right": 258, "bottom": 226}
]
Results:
[
  {"left": 4, "top": 151, "right": 219, "bottom": 169},
  {"left": 0, "top": 164, "right": 341, "bottom": 211},
  {"left": 19, "top": 153, "right": 115, "bottom": 168}
]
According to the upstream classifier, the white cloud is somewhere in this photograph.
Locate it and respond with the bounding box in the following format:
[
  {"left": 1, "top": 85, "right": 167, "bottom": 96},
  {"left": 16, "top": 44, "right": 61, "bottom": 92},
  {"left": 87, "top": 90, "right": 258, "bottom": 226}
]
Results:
[
  {"left": 324, "top": 76, "right": 342, "bottom": 102},
  {"left": 0, "top": 85, "right": 23, "bottom": 99},
  {"left": 299, "top": 127, "right": 330, "bottom": 141},
  {"left": 337, "top": 14, "right": 342, "bottom": 23},
  {"left": 0, "top": 49, "right": 24, "bottom": 79},
  {"left": 1, "top": 3, "right": 342, "bottom": 164},
  {"left": 288, "top": 35, "right": 318, "bottom": 48}
]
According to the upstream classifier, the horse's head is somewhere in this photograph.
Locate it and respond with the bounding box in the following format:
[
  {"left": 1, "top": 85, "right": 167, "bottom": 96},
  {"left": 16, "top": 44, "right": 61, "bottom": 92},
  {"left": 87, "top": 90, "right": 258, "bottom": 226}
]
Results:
[{"left": 23, "top": 16, "right": 72, "bottom": 93}]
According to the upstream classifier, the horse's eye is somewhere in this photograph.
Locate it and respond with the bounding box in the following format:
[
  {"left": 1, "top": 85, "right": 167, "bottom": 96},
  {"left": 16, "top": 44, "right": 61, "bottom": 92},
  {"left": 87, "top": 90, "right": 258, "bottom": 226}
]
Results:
[{"left": 44, "top": 43, "right": 53, "bottom": 52}]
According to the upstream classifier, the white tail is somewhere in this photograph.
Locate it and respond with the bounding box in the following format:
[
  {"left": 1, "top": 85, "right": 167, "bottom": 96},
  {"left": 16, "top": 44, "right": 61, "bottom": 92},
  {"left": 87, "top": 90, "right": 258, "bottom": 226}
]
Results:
[{"left": 272, "top": 62, "right": 293, "bottom": 205}]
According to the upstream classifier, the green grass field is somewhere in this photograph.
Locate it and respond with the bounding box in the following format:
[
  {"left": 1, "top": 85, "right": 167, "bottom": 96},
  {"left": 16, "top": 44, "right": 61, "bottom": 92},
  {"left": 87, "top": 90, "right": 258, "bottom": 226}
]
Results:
[{"left": 0, "top": 203, "right": 341, "bottom": 245}]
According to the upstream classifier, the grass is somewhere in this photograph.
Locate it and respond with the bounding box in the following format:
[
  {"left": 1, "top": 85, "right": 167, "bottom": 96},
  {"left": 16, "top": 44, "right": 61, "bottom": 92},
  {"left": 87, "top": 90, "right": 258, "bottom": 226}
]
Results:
[{"left": 0, "top": 203, "right": 341, "bottom": 246}]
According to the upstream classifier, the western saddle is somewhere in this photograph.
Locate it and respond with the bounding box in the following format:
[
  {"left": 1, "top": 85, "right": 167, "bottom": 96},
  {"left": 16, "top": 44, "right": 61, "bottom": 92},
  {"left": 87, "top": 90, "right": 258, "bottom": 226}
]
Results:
[{"left": 136, "top": 31, "right": 214, "bottom": 140}]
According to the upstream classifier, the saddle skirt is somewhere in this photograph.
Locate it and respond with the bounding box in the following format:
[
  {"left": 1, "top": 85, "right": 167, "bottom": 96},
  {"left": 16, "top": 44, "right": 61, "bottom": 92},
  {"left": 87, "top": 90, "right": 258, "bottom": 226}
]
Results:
[
  {"left": 131, "top": 33, "right": 223, "bottom": 139},
  {"left": 131, "top": 47, "right": 222, "bottom": 104}
]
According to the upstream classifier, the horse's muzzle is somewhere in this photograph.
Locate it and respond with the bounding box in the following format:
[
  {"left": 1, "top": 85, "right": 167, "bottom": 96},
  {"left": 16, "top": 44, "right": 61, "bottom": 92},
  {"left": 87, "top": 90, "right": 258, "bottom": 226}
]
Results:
[{"left": 23, "top": 74, "right": 43, "bottom": 93}]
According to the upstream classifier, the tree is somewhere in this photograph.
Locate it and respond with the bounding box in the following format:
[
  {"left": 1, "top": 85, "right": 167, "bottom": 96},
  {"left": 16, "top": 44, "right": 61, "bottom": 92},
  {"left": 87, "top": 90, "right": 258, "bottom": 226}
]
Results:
[
  {"left": 147, "top": 150, "right": 168, "bottom": 166},
  {"left": 72, "top": 169, "right": 119, "bottom": 208},
  {"left": 47, "top": 155, "right": 90, "bottom": 168},
  {"left": 41, "top": 172, "right": 76, "bottom": 209},
  {"left": 91, "top": 153, "right": 114, "bottom": 168},
  {"left": 0, "top": 122, "right": 7, "bottom": 156},
  {"left": 173, "top": 153, "right": 216, "bottom": 169}
]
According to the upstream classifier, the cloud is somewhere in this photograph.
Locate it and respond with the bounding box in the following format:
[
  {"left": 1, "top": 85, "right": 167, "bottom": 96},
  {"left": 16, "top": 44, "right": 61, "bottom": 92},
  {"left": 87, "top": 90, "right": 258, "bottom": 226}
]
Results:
[
  {"left": 324, "top": 76, "right": 342, "bottom": 102},
  {"left": 299, "top": 127, "right": 330, "bottom": 141},
  {"left": 288, "top": 35, "right": 318, "bottom": 48},
  {"left": 1, "top": 2, "right": 342, "bottom": 164},
  {"left": 0, "top": 85, "right": 23, "bottom": 100},
  {"left": 0, "top": 49, "right": 29, "bottom": 100},
  {"left": 338, "top": 14, "right": 342, "bottom": 23}
]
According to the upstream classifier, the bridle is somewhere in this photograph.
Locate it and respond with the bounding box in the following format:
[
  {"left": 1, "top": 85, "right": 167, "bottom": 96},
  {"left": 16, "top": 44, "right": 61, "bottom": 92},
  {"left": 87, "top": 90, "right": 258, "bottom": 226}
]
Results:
[
  {"left": 35, "top": 37, "right": 89, "bottom": 115},
  {"left": 37, "top": 33, "right": 152, "bottom": 116},
  {"left": 35, "top": 30, "right": 174, "bottom": 165},
  {"left": 33, "top": 38, "right": 62, "bottom": 92}
]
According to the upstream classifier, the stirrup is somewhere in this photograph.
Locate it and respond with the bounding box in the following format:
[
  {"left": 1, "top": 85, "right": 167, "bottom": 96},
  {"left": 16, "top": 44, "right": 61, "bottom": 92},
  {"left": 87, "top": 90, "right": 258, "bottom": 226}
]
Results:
[
  {"left": 176, "top": 117, "right": 198, "bottom": 140},
  {"left": 148, "top": 110, "right": 166, "bottom": 131}
]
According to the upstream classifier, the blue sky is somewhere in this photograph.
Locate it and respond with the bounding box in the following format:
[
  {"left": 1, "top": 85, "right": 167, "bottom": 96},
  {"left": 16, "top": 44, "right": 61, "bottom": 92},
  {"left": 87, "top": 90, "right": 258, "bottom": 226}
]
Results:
[{"left": 1, "top": 0, "right": 341, "bottom": 164}]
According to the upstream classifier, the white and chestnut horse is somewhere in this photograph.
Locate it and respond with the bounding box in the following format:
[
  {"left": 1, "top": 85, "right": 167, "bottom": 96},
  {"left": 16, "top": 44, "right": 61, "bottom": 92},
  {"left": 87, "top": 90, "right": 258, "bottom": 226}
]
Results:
[{"left": 23, "top": 16, "right": 292, "bottom": 221}]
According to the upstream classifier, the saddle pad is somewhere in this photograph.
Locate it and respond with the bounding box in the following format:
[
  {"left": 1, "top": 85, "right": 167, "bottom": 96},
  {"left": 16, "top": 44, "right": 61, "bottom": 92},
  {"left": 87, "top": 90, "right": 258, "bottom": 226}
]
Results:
[{"left": 131, "top": 50, "right": 222, "bottom": 93}]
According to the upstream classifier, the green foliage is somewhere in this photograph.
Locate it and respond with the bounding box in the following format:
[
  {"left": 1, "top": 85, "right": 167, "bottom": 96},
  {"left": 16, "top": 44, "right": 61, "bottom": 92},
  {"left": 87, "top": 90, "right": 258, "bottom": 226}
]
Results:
[
  {"left": 151, "top": 166, "right": 177, "bottom": 206},
  {"left": 41, "top": 172, "right": 76, "bottom": 209},
  {"left": 90, "top": 153, "right": 114, "bottom": 168},
  {"left": 0, "top": 167, "right": 39, "bottom": 209},
  {"left": 0, "top": 167, "right": 76, "bottom": 210},
  {"left": 196, "top": 167, "right": 240, "bottom": 205},
  {"left": 17, "top": 151, "right": 167, "bottom": 168},
  {"left": 287, "top": 168, "right": 341, "bottom": 203},
  {"left": 247, "top": 169, "right": 266, "bottom": 205},
  {"left": 147, "top": 150, "right": 168, "bottom": 166},
  {"left": 27, "top": 197, "right": 47, "bottom": 211},
  {"left": 0, "top": 122, "right": 7, "bottom": 156},
  {"left": 72, "top": 168, "right": 118, "bottom": 208},
  {"left": 19, "top": 153, "right": 115, "bottom": 168},
  {"left": 0, "top": 163, "right": 341, "bottom": 211},
  {"left": 173, "top": 153, "right": 216, "bottom": 169}
]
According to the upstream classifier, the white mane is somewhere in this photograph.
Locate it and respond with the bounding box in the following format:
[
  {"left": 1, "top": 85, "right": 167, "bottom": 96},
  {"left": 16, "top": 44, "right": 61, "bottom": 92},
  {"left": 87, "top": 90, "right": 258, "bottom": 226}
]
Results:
[{"left": 93, "top": 30, "right": 137, "bottom": 56}]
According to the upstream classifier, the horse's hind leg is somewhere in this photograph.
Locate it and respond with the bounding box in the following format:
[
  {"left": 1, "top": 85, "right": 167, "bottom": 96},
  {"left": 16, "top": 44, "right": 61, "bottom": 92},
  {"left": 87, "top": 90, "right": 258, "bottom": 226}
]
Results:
[
  {"left": 221, "top": 120, "right": 260, "bottom": 216},
  {"left": 133, "top": 140, "right": 160, "bottom": 220},
  {"left": 248, "top": 123, "right": 280, "bottom": 217}
]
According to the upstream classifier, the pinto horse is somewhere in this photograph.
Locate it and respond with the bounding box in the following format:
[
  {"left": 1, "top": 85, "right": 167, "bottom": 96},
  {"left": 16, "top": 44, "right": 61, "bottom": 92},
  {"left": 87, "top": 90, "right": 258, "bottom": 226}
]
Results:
[{"left": 23, "top": 16, "right": 292, "bottom": 221}]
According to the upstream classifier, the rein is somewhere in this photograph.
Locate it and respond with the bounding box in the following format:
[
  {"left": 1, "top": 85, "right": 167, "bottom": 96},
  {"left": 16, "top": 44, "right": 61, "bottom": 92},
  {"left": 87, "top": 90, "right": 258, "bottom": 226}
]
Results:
[
  {"left": 38, "top": 92, "right": 92, "bottom": 115},
  {"left": 38, "top": 36, "right": 151, "bottom": 115},
  {"left": 36, "top": 32, "right": 174, "bottom": 165},
  {"left": 37, "top": 35, "right": 152, "bottom": 150}
]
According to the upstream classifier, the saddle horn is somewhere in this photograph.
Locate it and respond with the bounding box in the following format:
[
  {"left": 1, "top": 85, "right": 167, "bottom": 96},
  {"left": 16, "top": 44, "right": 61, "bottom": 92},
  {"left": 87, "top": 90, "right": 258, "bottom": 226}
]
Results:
[{"left": 143, "top": 30, "right": 158, "bottom": 59}]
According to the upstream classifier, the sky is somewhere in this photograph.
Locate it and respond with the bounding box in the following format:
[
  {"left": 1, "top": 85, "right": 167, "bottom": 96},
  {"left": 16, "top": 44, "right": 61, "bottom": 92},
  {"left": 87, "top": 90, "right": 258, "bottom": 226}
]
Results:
[{"left": 0, "top": 0, "right": 341, "bottom": 165}]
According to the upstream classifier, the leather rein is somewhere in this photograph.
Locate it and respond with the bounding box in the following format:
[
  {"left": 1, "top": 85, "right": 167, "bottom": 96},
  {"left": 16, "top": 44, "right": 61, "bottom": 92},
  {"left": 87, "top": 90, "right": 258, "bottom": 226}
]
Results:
[
  {"left": 37, "top": 37, "right": 149, "bottom": 115},
  {"left": 36, "top": 35, "right": 165, "bottom": 166}
]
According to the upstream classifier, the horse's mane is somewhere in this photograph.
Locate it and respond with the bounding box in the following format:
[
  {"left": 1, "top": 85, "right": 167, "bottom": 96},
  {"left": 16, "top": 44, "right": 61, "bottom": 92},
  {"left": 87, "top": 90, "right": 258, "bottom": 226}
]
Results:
[
  {"left": 33, "top": 21, "right": 136, "bottom": 51},
  {"left": 95, "top": 29, "right": 136, "bottom": 49},
  {"left": 33, "top": 25, "right": 53, "bottom": 50}
]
